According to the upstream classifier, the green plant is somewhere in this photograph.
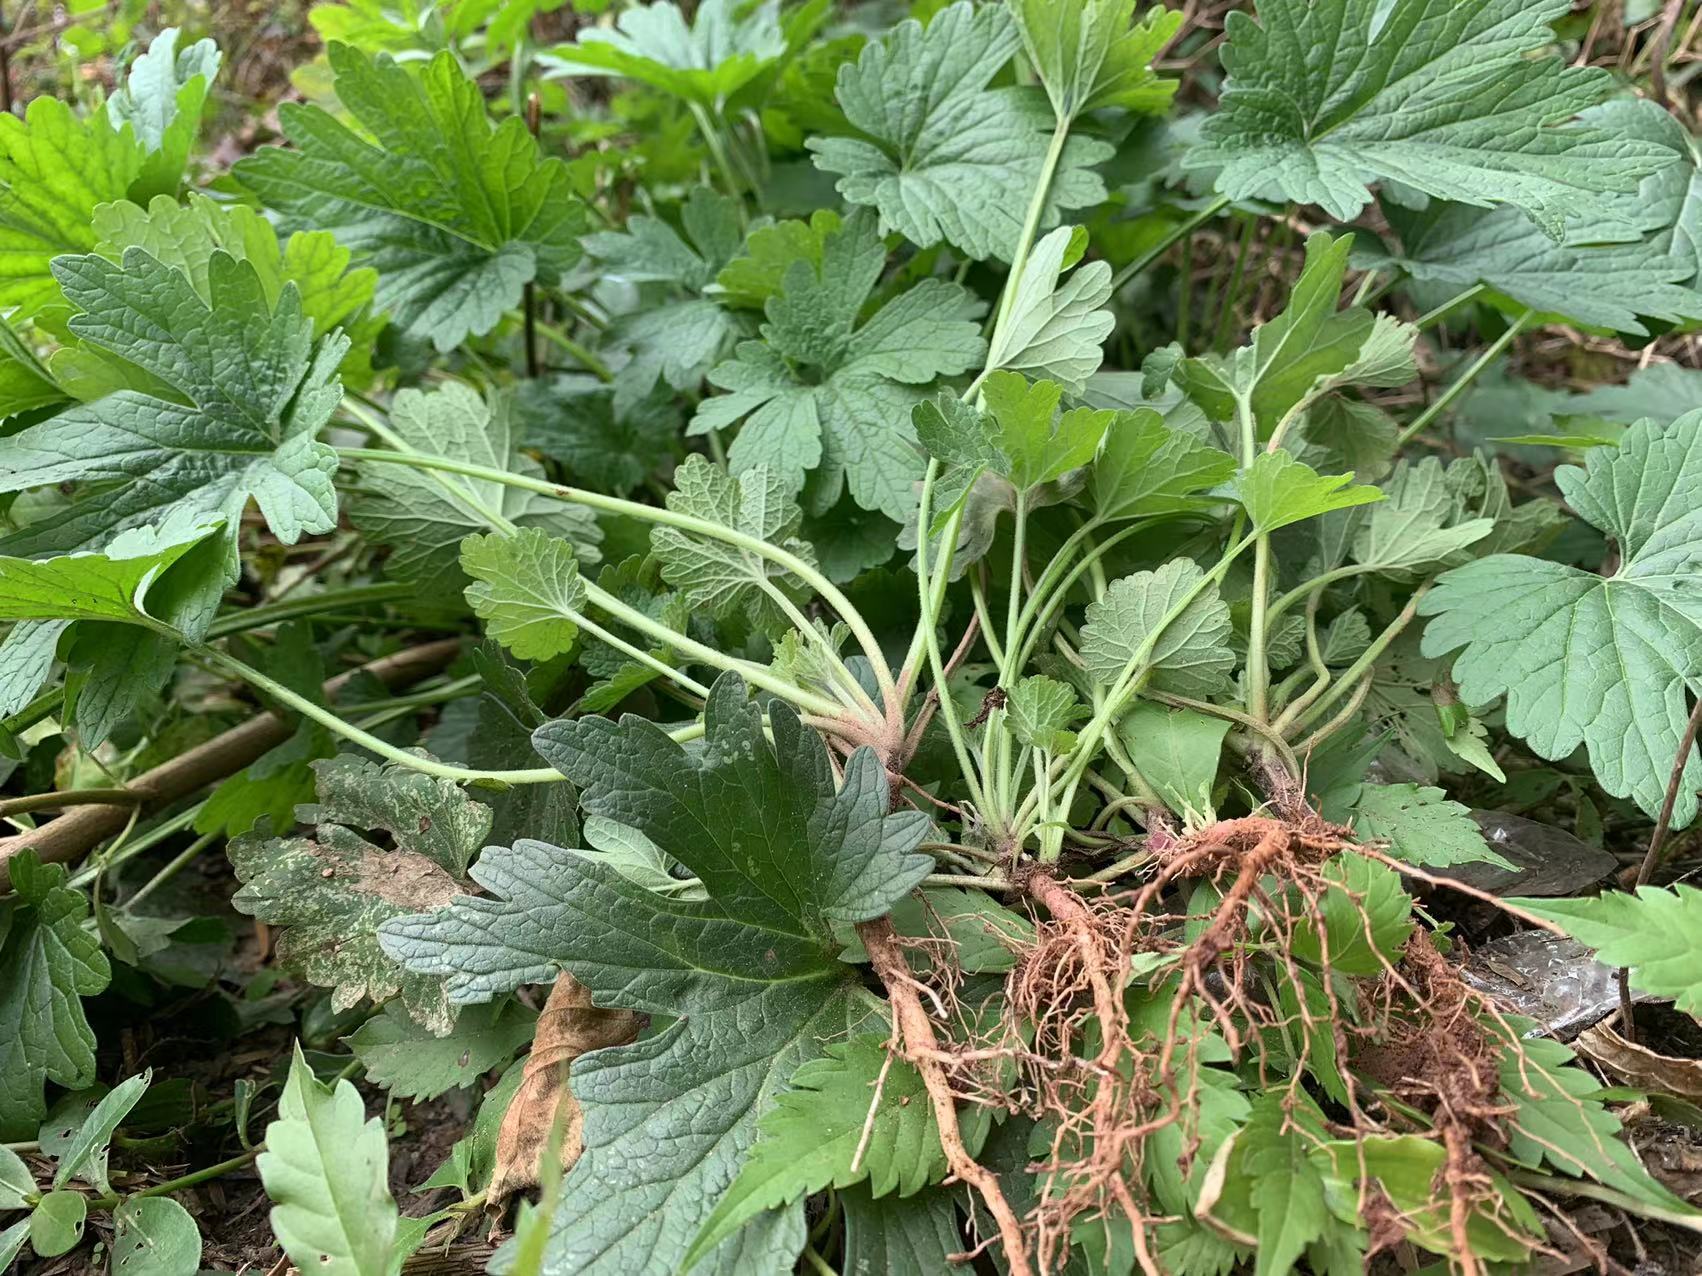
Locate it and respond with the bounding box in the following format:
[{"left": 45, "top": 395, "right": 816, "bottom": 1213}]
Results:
[{"left": 3, "top": 2, "right": 1702, "bottom": 1274}]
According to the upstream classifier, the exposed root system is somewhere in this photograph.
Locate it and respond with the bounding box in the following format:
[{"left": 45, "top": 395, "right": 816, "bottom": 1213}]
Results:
[{"left": 859, "top": 801, "right": 1567, "bottom": 1273}]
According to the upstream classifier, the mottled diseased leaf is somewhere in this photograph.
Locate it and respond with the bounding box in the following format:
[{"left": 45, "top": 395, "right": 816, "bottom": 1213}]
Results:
[{"left": 231, "top": 756, "right": 490, "bottom": 1032}]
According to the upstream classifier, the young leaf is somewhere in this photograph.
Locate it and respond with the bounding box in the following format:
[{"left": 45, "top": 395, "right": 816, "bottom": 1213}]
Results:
[
  {"left": 1350, "top": 783, "right": 1512, "bottom": 871},
  {"left": 649, "top": 455, "right": 816, "bottom": 633},
  {"left": 1010, "top": 0, "right": 1182, "bottom": 122},
  {"left": 543, "top": 0, "right": 787, "bottom": 107},
  {"left": 1229, "top": 450, "right": 1382, "bottom": 533},
  {"left": 0, "top": 854, "right": 112, "bottom": 1139},
  {"left": 685, "top": 1035, "right": 970, "bottom": 1266},
  {"left": 982, "top": 372, "right": 1112, "bottom": 491},
  {"left": 1289, "top": 854, "right": 1413, "bottom": 976},
  {"left": 260, "top": 1044, "right": 398, "bottom": 1276},
  {"left": 985, "top": 226, "right": 1115, "bottom": 392},
  {"left": 1349, "top": 457, "right": 1493, "bottom": 578},
  {"left": 808, "top": 1, "right": 1114, "bottom": 262},
  {"left": 347, "top": 1000, "right": 538, "bottom": 1102},
  {"left": 462, "top": 529, "right": 588, "bottom": 662},
  {"left": 1175, "top": 233, "right": 1411, "bottom": 438},
  {"left": 1006, "top": 675, "right": 1083, "bottom": 753},
  {"left": 0, "top": 98, "right": 145, "bottom": 318},
  {"left": 692, "top": 210, "right": 985, "bottom": 518},
  {"left": 111, "top": 1197, "right": 202, "bottom": 1276},
  {"left": 1090, "top": 409, "right": 1237, "bottom": 523},
  {"left": 236, "top": 45, "right": 586, "bottom": 351},
  {"left": 913, "top": 392, "right": 1007, "bottom": 532},
  {"left": 1421, "top": 413, "right": 1702, "bottom": 821},
  {"left": 104, "top": 27, "right": 221, "bottom": 201},
  {"left": 230, "top": 756, "right": 491, "bottom": 1033},
  {"left": 1187, "top": 0, "right": 1670, "bottom": 237},
  {"left": 1115, "top": 703, "right": 1230, "bottom": 817},
  {"left": 350, "top": 382, "right": 602, "bottom": 588},
  {"left": 1080, "top": 559, "right": 1236, "bottom": 695},
  {"left": 52, "top": 1069, "right": 150, "bottom": 1194},
  {"left": 1511, "top": 886, "right": 1702, "bottom": 1017},
  {"left": 88, "top": 193, "right": 382, "bottom": 385},
  {"left": 381, "top": 676, "right": 931, "bottom": 1275}
]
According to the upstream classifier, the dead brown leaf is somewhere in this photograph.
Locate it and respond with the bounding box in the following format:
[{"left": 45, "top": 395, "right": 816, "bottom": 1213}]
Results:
[
  {"left": 1575, "top": 1023, "right": 1702, "bottom": 1099},
  {"left": 487, "top": 971, "right": 643, "bottom": 1210}
]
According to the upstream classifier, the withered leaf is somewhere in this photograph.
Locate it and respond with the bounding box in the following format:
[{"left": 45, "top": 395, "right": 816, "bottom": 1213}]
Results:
[{"left": 487, "top": 972, "right": 642, "bottom": 1210}]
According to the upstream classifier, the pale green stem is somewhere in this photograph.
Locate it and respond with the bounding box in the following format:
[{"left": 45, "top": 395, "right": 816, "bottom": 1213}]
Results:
[
  {"left": 914, "top": 461, "right": 987, "bottom": 814},
  {"left": 201, "top": 648, "right": 564, "bottom": 786},
  {"left": 1003, "top": 490, "right": 1029, "bottom": 670},
  {"left": 1109, "top": 193, "right": 1233, "bottom": 292},
  {"left": 989, "top": 119, "right": 1072, "bottom": 349},
  {"left": 1397, "top": 309, "right": 1534, "bottom": 447},
  {"left": 968, "top": 571, "right": 1007, "bottom": 672},
  {"left": 1040, "top": 530, "right": 1256, "bottom": 860},
  {"left": 207, "top": 583, "right": 415, "bottom": 638},
  {"left": 1011, "top": 521, "right": 1151, "bottom": 673},
  {"left": 1283, "top": 584, "right": 1430, "bottom": 736},
  {"left": 1294, "top": 674, "right": 1373, "bottom": 755},
  {"left": 578, "top": 578, "right": 843, "bottom": 718},
  {"left": 570, "top": 608, "right": 712, "bottom": 701},
  {"left": 126, "top": 831, "right": 219, "bottom": 910},
  {"left": 339, "top": 446, "right": 900, "bottom": 715},
  {"left": 1414, "top": 283, "right": 1486, "bottom": 331},
  {"left": 1246, "top": 534, "right": 1274, "bottom": 721},
  {"left": 687, "top": 100, "right": 745, "bottom": 204},
  {"left": 533, "top": 321, "right": 613, "bottom": 382},
  {"left": 340, "top": 403, "right": 519, "bottom": 535}
]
